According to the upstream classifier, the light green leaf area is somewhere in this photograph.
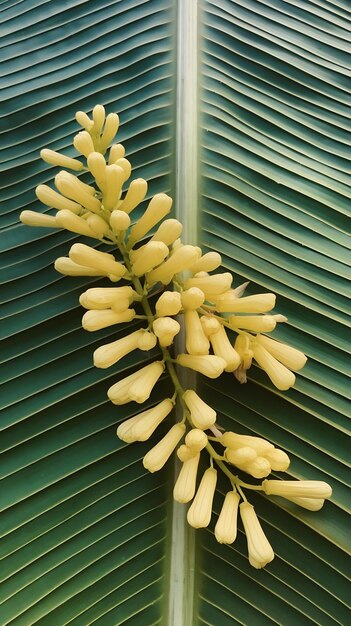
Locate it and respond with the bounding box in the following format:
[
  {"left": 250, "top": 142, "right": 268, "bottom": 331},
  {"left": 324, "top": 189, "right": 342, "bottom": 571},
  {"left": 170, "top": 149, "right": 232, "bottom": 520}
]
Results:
[{"left": 1, "top": 1, "right": 350, "bottom": 625}]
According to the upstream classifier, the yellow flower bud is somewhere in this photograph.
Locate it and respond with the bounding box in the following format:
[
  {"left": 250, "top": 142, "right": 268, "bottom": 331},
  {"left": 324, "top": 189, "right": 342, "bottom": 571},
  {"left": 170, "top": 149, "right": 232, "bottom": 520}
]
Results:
[
  {"left": 182, "top": 390, "right": 216, "bottom": 429},
  {"left": 185, "top": 429, "right": 208, "bottom": 452},
  {"left": 150, "top": 218, "right": 183, "bottom": 246},
  {"left": 252, "top": 343, "right": 296, "bottom": 390},
  {"left": 187, "top": 467, "right": 217, "bottom": 528},
  {"left": 200, "top": 316, "right": 221, "bottom": 337},
  {"left": 177, "top": 354, "right": 226, "bottom": 378},
  {"left": 36, "top": 184, "right": 82, "bottom": 214},
  {"left": 189, "top": 251, "right": 222, "bottom": 274},
  {"left": 181, "top": 288, "right": 205, "bottom": 310},
  {"left": 108, "top": 361, "right": 163, "bottom": 405},
  {"left": 128, "top": 193, "right": 173, "bottom": 246},
  {"left": 264, "top": 448, "right": 290, "bottom": 471},
  {"left": 99, "top": 113, "right": 119, "bottom": 153},
  {"left": 40, "top": 149, "right": 83, "bottom": 171},
  {"left": 82, "top": 308, "right": 135, "bottom": 331},
  {"left": 86, "top": 214, "right": 110, "bottom": 238},
  {"left": 131, "top": 241, "right": 169, "bottom": 276},
  {"left": 102, "top": 165, "right": 124, "bottom": 211},
  {"left": 173, "top": 453, "right": 200, "bottom": 503},
  {"left": 118, "top": 178, "right": 148, "bottom": 214},
  {"left": 87, "top": 152, "right": 107, "bottom": 191},
  {"left": 220, "top": 432, "right": 274, "bottom": 455},
  {"left": 128, "top": 361, "right": 165, "bottom": 404},
  {"left": 93, "top": 330, "right": 144, "bottom": 368},
  {"left": 110, "top": 210, "right": 131, "bottom": 232},
  {"left": 55, "top": 172, "right": 101, "bottom": 213},
  {"left": 55, "top": 211, "right": 97, "bottom": 237},
  {"left": 73, "top": 131, "right": 95, "bottom": 157},
  {"left": 155, "top": 291, "right": 182, "bottom": 317},
  {"left": 114, "top": 157, "right": 131, "bottom": 182},
  {"left": 244, "top": 456, "right": 271, "bottom": 479},
  {"left": 228, "top": 315, "right": 277, "bottom": 333},
  {"left": 79, "top": 286, "right": 134, "bottom": 309},
  {"left": 281, "top": 496, "right": 325, "bottom": 511},
  {"left": 209, "top": 325, "right": 240, "bottom": 372},
  {"left": 263, "top": 480, "right": 332, "bottom": 499},
  {"left": 256, "top": 335, "right": 307, "bottom": 371},
  {"left": 69, "top": 243, "right": 126, "bottom": 277},
  {"left": 240, "top": 502, "right": 274, "bottom": 569},
  {"left": 143, "top": 423, "right": 186, "bottom": 472},
  {"left": 148, "top": 245, "right": 200, "bottom": 285},
  {"left": 20, "top": 211, "right": 58, "bottom": 228},
  {"left": 225, "top": 447, "right": 257, "bottom": 468},
  {"left": 184, "top": 310, "right": 210, "bottom": 355},
  {"left": 177, "top": 444, "right": 198, "bottom": 462},
  {"left": 117, "top": 398, "right": 174, "bottom": 442},
  {"left": 152, "top": 317, "right": 180, "bottom": 347},
  {"left": 108, "top": 143, "right": 125, "bottom": 164},
  {"left": 110, "top": 298, "right": 130, "bottom": 313},
  {"left": 184, "top": 273, "right": 232, "bottom": 298},
  {"left": 75, "top": 111, "right": 94, "bottom": 131},
  {"left": 215, "top": 491, "right": 240, "bottom": 544},
  {"left": 92, "top": 104, "right": 106, "bottom": 136},
  {"left": 216, "top": 293, "right": 276, "bottom": 314},
  {"left": 137, "top": 330, "right": 157, "bottom": 351},
  {"left": 55, "top": 257, "right": 104, "bottom": 276}
]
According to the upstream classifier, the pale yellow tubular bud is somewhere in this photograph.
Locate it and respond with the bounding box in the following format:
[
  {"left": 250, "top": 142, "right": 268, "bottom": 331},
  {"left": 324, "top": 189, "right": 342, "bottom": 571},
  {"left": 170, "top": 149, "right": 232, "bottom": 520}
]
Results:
[
  {"left": 110, "top": 210, "right": 131, "bottom": 233},
  {"left": 184, "top": 273, "right": 233, "bottom": 297},
  {"left": 128, "top": 361, "right": 165, "bottom": 403},
  {"left": 40, "top": 149, "right": 83, "bottom": 171},
  {"left": 128, "top": 244, "right": 146, "bottom": 264},
  {"left": 172, "top": 238, "right": 183, "bottom": 253},
  {"left": 189, "top": 251, "right": 222, "bottom": 274},
  {"left": 108, "top": 363, "right": 155, "bottom": 405},
  {"left": 184, "top": 310, "right": 210, "bottom": 355},
  {"left": 69, "top": 243, "right": 126, "bottom": 277},
  {"left": 264, "top": 448, "right": 290, "bottom": 472},
  {"left": 253, "top": 344, "right": 296, "bottom": 391},
  {"left": 131, "top": 241, "right": 169, "bottom": 276},
  {"left": 110, "top": 297, "right": 130, "bottom": 313},
  {"left": 108, "top": 274, "right": 123, "bottom": 283},
  {"left": 148, "top": 245, "right": 200, "bottom": 285},
  {"left": 215, "top": 491, "right": 240, "bottom": 544},
  {"left": 86, "top": 215, "right": 110, "bottom": 239},
  {"left": 115, "top": 158, "right": 131, "bottom": 182},
  {"left": 152, "top": 317, "right": 180, "bottom": 347},
  {"left": 240, "top": 502, "right": 274, "bottom": 569},
  {"left": 20, "top": 211, "right": 58, "bottom": 228},
  {"left": 155, "top": 291, "right": 182, "bottom": 317},
  {"left": 62, "top": 172, "right": 96, "bottom": 195},
  {"left": 36, "top": 185, "right": 82, "bottom": 214},
  {"left": 200, "top": 316, "right": 221, "bottom": 337},
  {"left": 177, "top": 444, "right": 197, "bottom": 462},
  {"left": 73, "top": 131, "right": 95, "bottom": 157},
  {"left": 87, "top": 152, "right": 107, "bottom": 191},
  {"left": 92, "top": 104, "right": 105, "bottom": 136},
  {"left": 187, "top": 467, "right": 217, "bottom": 528},
  {"left": 282, "top": 496, "right": 325, "bottom": 511},
  {"left": 220, "top": 432, "right": 274, "bottom": 455},
  {"left": 185, "top": 429, "right": 208, "bottom": 452},
  {"left": 79, "top": 286, "right": 133, "bottom": 309},
  {"left": 129, "top": 398, "right": 174, "bottom": 441},
  {"left": 99, "top": 113, "right": 120, "bottom": 153},
  {"left": 93, "top": 330, "right": 143, "bottom": 368},
  {"left": 115, "top": 415, "right": 140, "bottom": 443},
  {"left": 225, "top": 447, "right": 257, "bottom": 467},
  {"left": 82, "top": 308, "right": 135, "bottom": 331},
  {"left": 75, "top": 111, "right": 94, "bottom": 131},
  {"left": 262, "top": 480, "right": 332, "bottom": 499},
  {"left": 256, "top": 335, "right": 307, "bottom": 371},
  {"left": 55, "top": 172, "right": 101, "bottom": 213},
  {"left": 173, "top": 453, "right": 200, "bottom": 503},
  {"left": 143, "top": 423, "right": 186, "bottom": 472},
  {"left": 128, "top": 193, "right": 173, "bottom": 246},
  {"left": 244, "top": 456, "right": 271, "bottom": 479},
  {"left": 108, "top": 143, "right": 125, "bottom": 165},
  {"left": 209, "top": 325, "right": 240, "bottom": 372},
  {"left": 118, "top": 178, "right": 148, "bottom": 214},
  {"left": 228, "top": 315, "right": 277, "bottom": 333},
  {"left": 181, "top": 288, "right": 205, "bottom": 311},
  {"left": 182, "top": 390, "right": 216, "bottom": 429},
  {"left": 55, "top": 211, "right": 97, "bottom": 237},
  {"left": 54, "top": 257, "right": 103, "bottom": 277},
  {"left": 102, "top": 165, "right": 124, "bottom": 211},
  {"left": 234, "top": 334, "right": 253, "bottom": 372},
  {"left": 177, "top": 354, "right": 226, "bottom": 378},
  {"left": 150, "top": 218, "right": 183, "bottom": 246},
  {"left": 137, "top": 330, "right": 157, "bottom": 351},
  {"left": 216, "top": 293, "right": 276, "bottom": 314}
]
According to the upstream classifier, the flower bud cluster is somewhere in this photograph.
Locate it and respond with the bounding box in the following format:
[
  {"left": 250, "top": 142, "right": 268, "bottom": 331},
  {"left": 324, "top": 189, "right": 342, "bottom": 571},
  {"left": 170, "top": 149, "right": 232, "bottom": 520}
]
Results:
[{"left": 21, "top": 104, "right": 332, "bottom": 570}]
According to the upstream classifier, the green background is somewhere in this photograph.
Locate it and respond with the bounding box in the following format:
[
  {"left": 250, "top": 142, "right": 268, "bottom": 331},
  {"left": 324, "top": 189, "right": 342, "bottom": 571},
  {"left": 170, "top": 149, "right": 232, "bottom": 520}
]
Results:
[{"left": 1, "top": 1, "right": 350, "bottom": 624}]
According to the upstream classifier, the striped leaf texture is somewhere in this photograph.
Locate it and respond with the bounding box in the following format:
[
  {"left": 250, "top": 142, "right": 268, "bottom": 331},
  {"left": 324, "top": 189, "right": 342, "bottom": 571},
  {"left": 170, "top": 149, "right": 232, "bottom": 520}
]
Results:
[{"left": 1, "top": 1, "right": 350, "bottom": 625}]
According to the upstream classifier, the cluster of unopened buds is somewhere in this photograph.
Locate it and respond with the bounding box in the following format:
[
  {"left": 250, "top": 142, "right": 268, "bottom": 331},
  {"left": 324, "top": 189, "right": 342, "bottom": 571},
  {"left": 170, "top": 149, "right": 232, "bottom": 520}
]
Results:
[{"left": 21, "top": 105, "right": 332, "bottom": 569}]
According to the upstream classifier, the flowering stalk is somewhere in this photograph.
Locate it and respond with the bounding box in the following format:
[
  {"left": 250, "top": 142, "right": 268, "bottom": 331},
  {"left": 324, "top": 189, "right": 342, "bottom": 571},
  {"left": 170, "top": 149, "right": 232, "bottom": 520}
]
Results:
[{"left": 20, "top": 104, "right": 333, "bottom": 569}]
